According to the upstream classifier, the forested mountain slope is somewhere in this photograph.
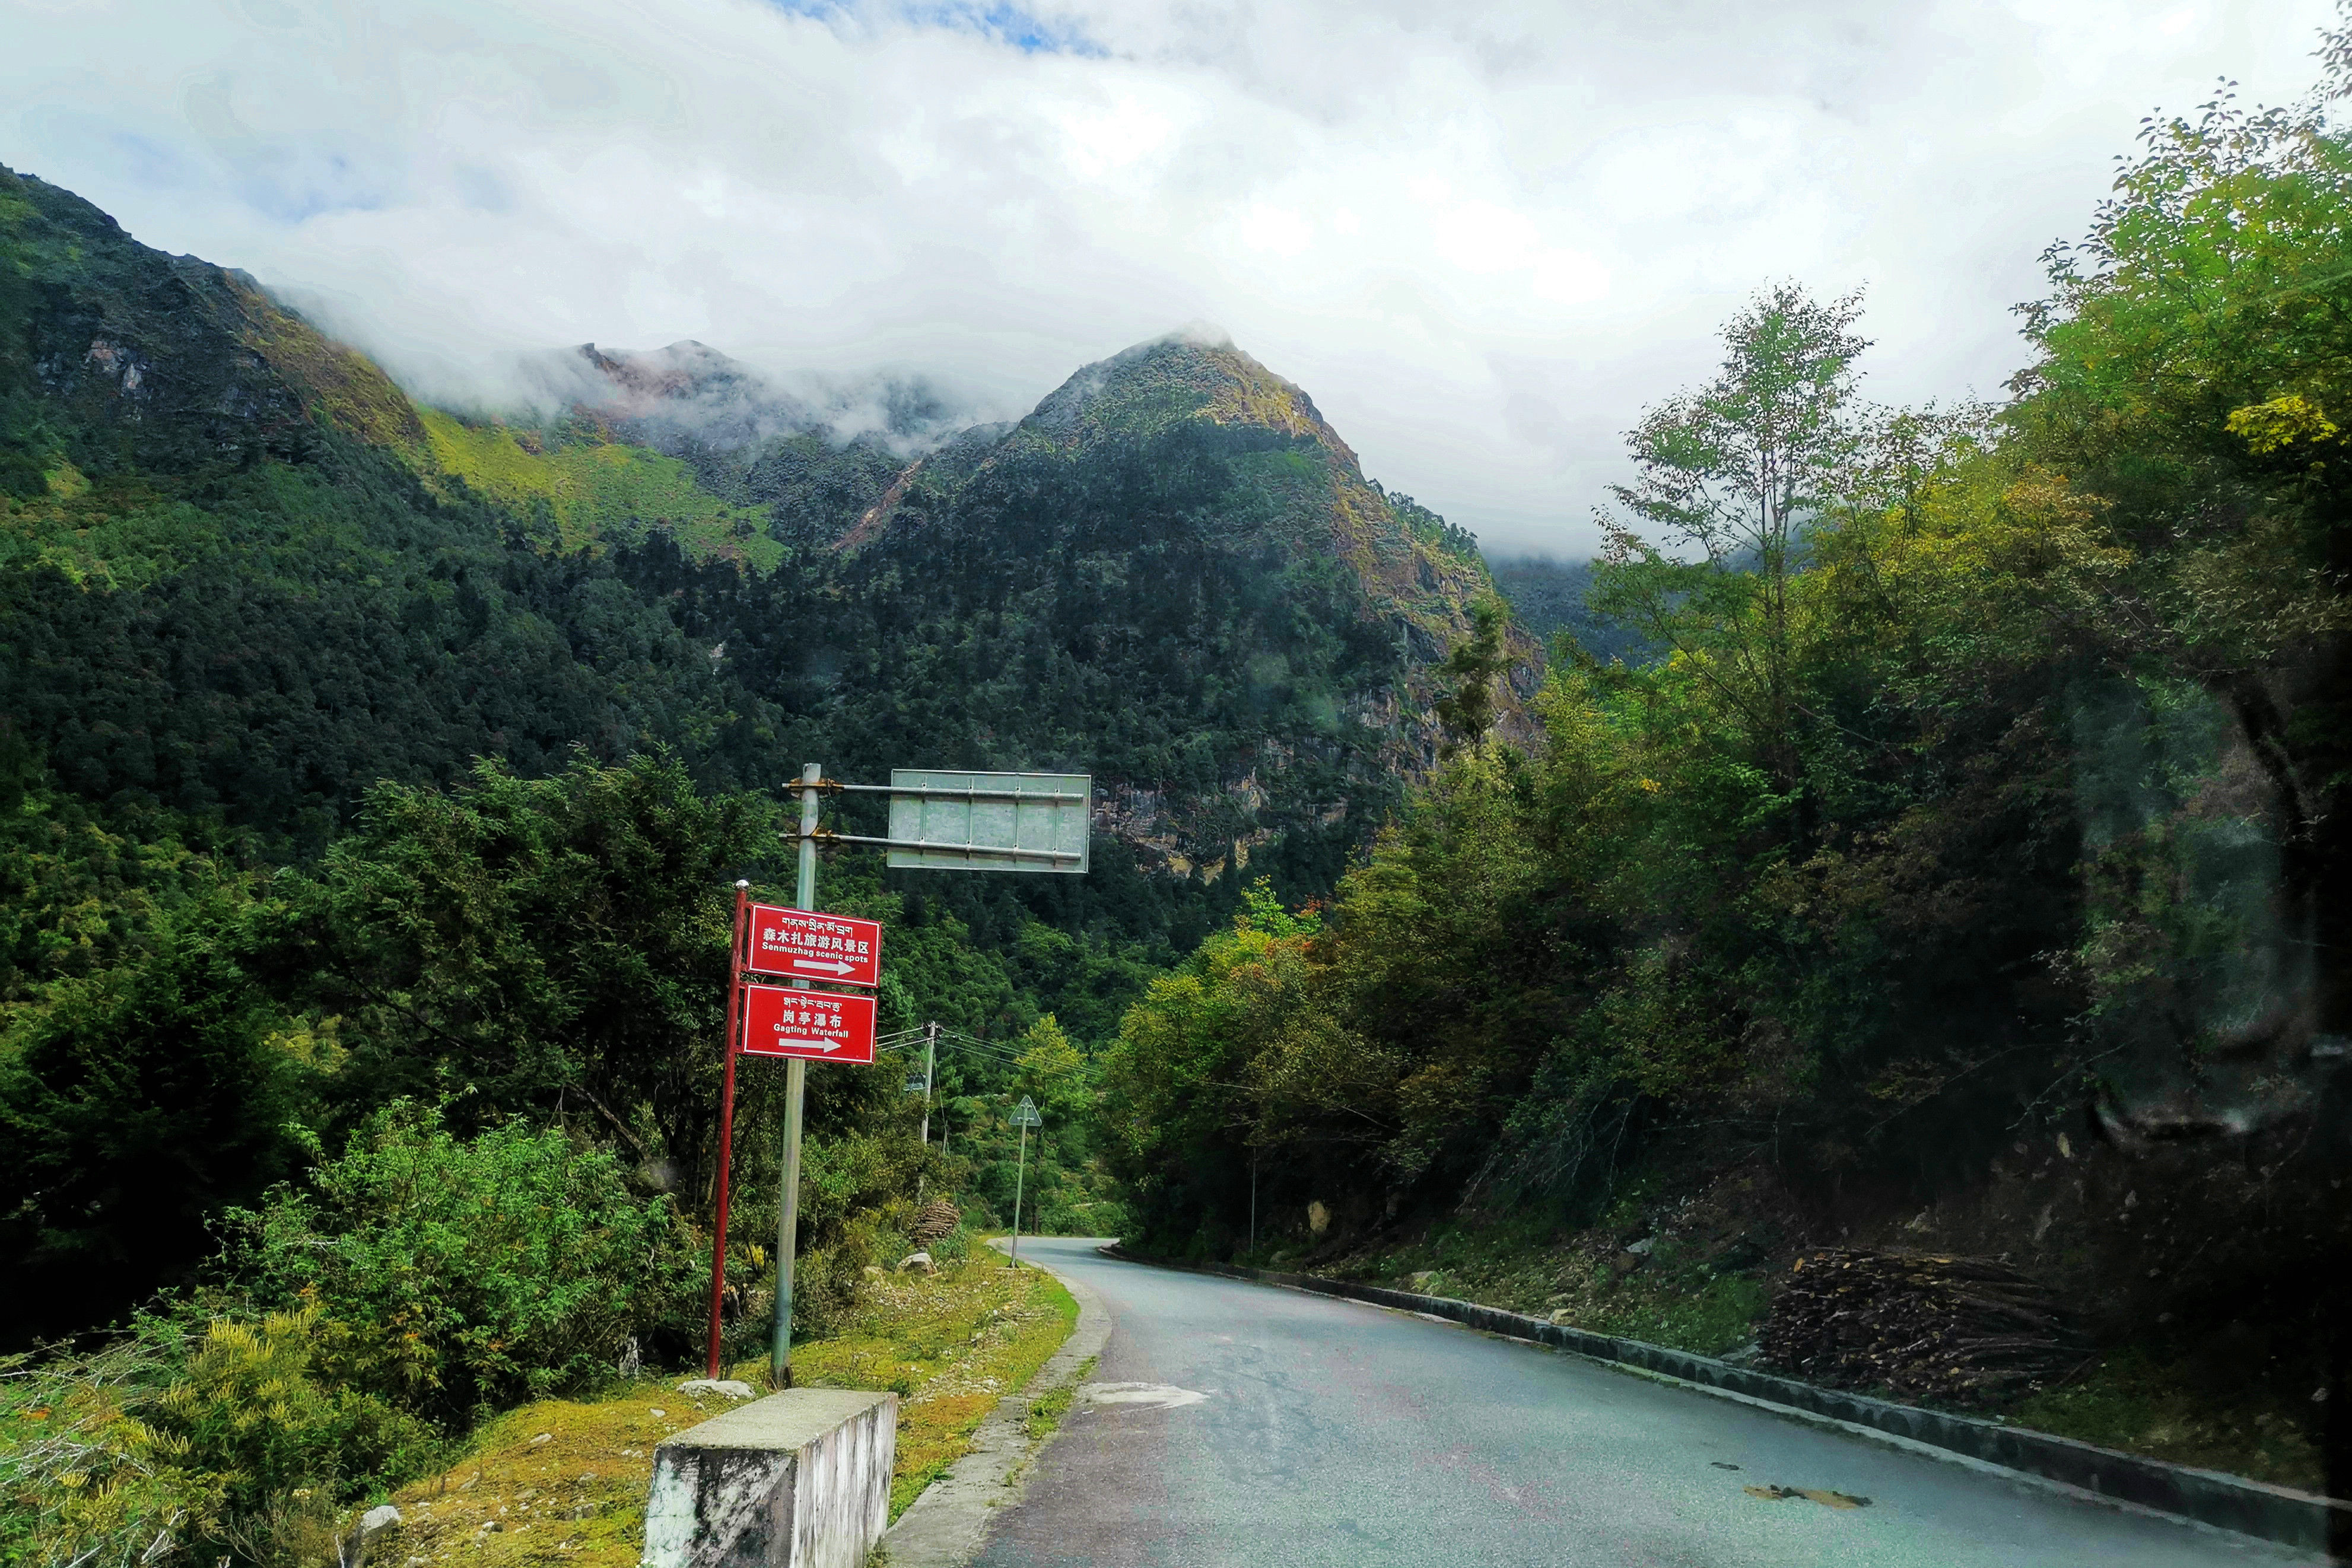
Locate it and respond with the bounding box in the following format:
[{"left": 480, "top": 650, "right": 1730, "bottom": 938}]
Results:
[
  {"left": 622, "top": 330, "right": 1525, "bottom": 900},
  {"left": 0, "top": 163, "right": 1515, "bottom": 893}
]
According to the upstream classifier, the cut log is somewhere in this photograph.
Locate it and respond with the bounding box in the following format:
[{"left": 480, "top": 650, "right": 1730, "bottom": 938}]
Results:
[
  {"left": 1760, "top": 1248, "right": 2090, "bottom": 1405},
  {"left": 911, "top": 1200, "right": 961, "bottom": 1246}
]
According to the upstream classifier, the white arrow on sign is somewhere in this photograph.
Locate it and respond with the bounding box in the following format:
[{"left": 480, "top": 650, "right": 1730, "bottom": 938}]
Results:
[
  {"left": 779, "top": 1037, "right": 847, "bottom": 1052},
  {"left": 790, "top": 957, "right": 859, "bottom": 976}
]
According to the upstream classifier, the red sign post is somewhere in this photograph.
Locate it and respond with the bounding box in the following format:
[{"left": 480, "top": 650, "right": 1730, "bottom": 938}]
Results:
[
  {"left": 705, "top": 882, "right": 751, "bottom": 1376},
  {"left": 742, "top": 982, "right": 878, "bottom": 1063},
  {"left": 748, "top": 904, "right": 882, "bottom": 988},
  {"left": 704, "top": 891, "right": 885, "bottom": 1378}
]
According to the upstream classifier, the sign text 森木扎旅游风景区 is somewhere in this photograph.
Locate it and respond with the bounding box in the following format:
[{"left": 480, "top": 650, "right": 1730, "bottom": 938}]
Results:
[{"left": 748, "top": 904, "right": 882, "bottom": 988}]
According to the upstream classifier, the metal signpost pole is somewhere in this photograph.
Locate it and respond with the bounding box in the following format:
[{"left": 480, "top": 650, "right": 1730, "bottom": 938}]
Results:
[
  {"left": 920, "top": 1021, "right": 937, "bottom": 1146},
  {"left": 772, "top": 762, "right": 821, "bottom": 1387},
  {"left": 1011, "top": 1119, "right": 1028, "bottom": 1271},
  {"left": 705, "top": 880, "right": 751, "bottom": 1378}
]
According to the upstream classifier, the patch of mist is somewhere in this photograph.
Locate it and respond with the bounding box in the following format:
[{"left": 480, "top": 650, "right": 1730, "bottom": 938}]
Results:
[{"left": 398, "top": 337, "right": 993, "bottom": 459}]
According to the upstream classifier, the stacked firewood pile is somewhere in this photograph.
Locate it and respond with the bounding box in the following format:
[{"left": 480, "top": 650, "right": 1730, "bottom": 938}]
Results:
[
  {"left": 911, "top": 1199, "right": 962, "bottom": 1245},
  {"left": 1760, "top": 1248, "right": 2090, "bottom": 1405}
]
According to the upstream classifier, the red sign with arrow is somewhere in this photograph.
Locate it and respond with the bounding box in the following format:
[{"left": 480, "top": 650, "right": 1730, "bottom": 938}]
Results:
[
  {"left": 740, "top": 982, "right": 877, "bottom": 1063},
  {"left": 748, "top": 904, "right": 882, "bottom": 988}
]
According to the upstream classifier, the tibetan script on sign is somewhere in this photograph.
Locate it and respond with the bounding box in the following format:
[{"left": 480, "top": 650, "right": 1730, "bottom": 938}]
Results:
[
  {"left": 740, "top": 983, "right": 877, "bottom": 1063},
  {"left": 748, "top": 905, "right": 882, "bottom": 988}
]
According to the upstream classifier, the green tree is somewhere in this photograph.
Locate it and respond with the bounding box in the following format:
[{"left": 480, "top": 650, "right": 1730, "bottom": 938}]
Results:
[
  {"left": 1594, "top": 282, "right": 1872, "bottom": 800},
  {"left": 227, "top": 1103, "right": 701, "bottom": 1421},
  {"left": 1431, "top": 591, "right": 1512, "bottom": 751},
  {"left": 0, "top": 902, "right": 310, "bottom": 1346},
  {"left": 262, "top": 752, "right": 775, "bottom": 1200}
]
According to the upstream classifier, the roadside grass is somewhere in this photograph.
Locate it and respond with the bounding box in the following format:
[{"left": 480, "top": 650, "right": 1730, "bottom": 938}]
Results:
[
  {"left": 1021, "top": 1356, "right": 1097, "bottom": 1443},
  {"left": 363, "top": 1254, "right": 1075, "bottom": 1568},
  {"left": 2010, "top": 1349, "right": 2322, "bottom": 1493},
  {"left": 1322, "top": 1213, "right": 1769, "bottom": 1359},
  {"left": 1311, "top": 1213, "right": 2327, "bottom": 1492}
]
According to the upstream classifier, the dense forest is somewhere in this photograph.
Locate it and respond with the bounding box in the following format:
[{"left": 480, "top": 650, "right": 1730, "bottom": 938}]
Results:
[{"left": 1101, "top": 82, "right": 2352, "bottom": 1493}]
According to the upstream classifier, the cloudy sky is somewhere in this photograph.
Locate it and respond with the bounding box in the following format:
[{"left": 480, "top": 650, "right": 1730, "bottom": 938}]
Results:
[{"left": 4, "top": 0, "right": 2339, "bottom": 555}]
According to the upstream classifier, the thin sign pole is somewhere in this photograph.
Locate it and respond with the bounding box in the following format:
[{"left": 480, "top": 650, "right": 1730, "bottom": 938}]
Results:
[
  {"left": 920, "top": 1021, "right": 937, "bottom": 1146},
  {"left": 705, "top": 879, "right": 750, "bottom": 1378},
  {"left": 772, "top": 762, "right": 821, "bottom": 1387},
  {"left": 1010, "top": 1120, "right": 1028, "bottom": 1271}
]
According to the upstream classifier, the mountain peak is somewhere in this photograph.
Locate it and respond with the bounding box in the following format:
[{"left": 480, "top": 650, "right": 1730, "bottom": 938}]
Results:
[{"left": 1023, "top": 331, "right": 1334, "bottom": 450}]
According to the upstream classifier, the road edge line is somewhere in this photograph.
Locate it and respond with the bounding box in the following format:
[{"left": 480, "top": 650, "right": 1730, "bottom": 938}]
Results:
[
  {"left": 875, "top": 1241, "right": 1114, "bottom": 1567},
  {"left": 1098, "top": 1245, "right": 2348, "bottom": 1560}
]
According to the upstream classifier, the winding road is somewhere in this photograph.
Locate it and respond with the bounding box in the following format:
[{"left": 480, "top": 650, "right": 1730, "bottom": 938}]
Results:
[{"left": 968, "top": 1237, "right": 2309, "bottom": 1567}]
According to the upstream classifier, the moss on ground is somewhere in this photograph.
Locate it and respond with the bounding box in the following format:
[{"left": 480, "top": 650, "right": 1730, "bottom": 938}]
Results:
[
  {"left": 365, "top": 1254, "right": 1075, "bottom": 1567},
  {"left": 1021, "top": 1356, "right": 1095, "bottom": 1443}
]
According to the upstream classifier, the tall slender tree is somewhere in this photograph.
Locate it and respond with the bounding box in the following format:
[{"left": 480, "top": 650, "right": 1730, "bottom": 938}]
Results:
[{"left": 1593, "top": 282, "right": 1872, "bottom": 804}]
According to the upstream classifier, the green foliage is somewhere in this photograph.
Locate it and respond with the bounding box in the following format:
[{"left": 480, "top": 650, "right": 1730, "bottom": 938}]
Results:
[
  {"left": 1484, "top": 555, "right": 1652, "bottom": 665},
  {"left": 268, "top": 752, "right": 773, "bottom": 1162},
  {"left": 0, "top": 1312, "right": 436, "bottom": 1568},
  {"left": 148, "top": 1311, "right": 438, "bottom": 1547},
  {"left": 227, "top": 1105, "right": 701, "bottom": 1422},
  {"left": 1593, "top": 281, "right": 1874, "bottom": 806},
  {"left": 0, "top": 903, "right": 312, "bottom": 1345},
  {"left": 1429, "top": 592, "right": 1511, "bottom": 750},
  {"left": 417, "top": 408, "right": 783, "bottom": 570}
]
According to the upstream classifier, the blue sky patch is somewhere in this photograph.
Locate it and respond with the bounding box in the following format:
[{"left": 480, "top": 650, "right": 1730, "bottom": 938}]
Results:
[{"left": 765, "top": 0, "right": 1103, "bottom": 56}]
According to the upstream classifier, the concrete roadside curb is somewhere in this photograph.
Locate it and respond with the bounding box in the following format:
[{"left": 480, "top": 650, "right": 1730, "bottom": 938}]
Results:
[
  {"left": 1100, "top": 1245, "right": 2351, "bottom": 1561},
  {"left": 875, "top": 1242, "right": 1113, "bottom": 1567}
]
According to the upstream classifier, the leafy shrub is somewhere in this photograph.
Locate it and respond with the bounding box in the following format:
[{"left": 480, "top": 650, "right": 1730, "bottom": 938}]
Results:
[
  {"left": 151, "top": 1309, "right": 436, "bottom": 1531},
  {"left": 0, "top": 1310, "right": 433, "bottom": 1568},
  {"left": 227, "top": 1103, "right": 702, "bottom": 1422},
  {"left": 0, "top": 1329, "right": 193, "bottom": 1568},
  {"left": 786, "top": 1238, "right": 872, "bottom": 1342}
]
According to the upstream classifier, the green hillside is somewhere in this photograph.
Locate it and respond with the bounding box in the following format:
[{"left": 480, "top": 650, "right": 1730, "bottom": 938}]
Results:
[{"left": 414, "top": 406, "right": 784, "bottom": 570}]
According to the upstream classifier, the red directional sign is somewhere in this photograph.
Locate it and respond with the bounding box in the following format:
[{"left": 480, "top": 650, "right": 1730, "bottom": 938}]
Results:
[
  {"left": 748, "top": 904, "right": 882, "bottom": 988},
  {"left": 740, "top": 983, "right": 877, "bottom": 1063}
]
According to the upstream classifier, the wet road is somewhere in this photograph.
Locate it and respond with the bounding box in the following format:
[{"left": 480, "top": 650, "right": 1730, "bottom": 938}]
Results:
[{"left": 972, "top": 1238, "right": 2308, "bottom": 1568}]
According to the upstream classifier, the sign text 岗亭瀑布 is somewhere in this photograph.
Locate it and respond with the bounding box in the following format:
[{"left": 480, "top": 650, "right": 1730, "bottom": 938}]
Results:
[{"left": 748, "top": 904, "right": 882, "bottom": 988}]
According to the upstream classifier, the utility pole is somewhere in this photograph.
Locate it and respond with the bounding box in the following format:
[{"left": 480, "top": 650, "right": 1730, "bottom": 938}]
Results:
[
  {"left": 1250, "top": 1146, "right": 1258, "bottom": 1260},
  {"left": 920, "top": 1020, "right": 937, "bottom": 1146},
  {"left": 771, "top": 762, "right": 820, "bottom": 1386},
  {"left": 1009, "top": 1095, "right": 1041, "bottom": 1270}
]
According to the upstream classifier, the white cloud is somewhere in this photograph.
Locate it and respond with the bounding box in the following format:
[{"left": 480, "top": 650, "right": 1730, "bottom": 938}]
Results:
[{"left": 1, "top": 0, "right": 2337, "bottom": 555}]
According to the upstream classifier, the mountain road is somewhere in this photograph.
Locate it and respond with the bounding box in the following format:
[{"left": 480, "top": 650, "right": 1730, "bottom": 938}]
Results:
[{"left": 967, "top": 1237, "right": 2310, "bottom": 1568}]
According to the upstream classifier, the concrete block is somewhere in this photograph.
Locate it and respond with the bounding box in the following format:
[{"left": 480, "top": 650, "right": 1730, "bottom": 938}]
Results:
[{"left": 640, "top": 1389, "right": 896, "bottom": 1568}]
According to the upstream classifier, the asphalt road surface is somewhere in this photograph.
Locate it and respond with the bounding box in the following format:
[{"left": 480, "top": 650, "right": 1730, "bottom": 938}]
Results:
[{"left": 972, "top": 1238, "right": 2309, "bottom": 1568}]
